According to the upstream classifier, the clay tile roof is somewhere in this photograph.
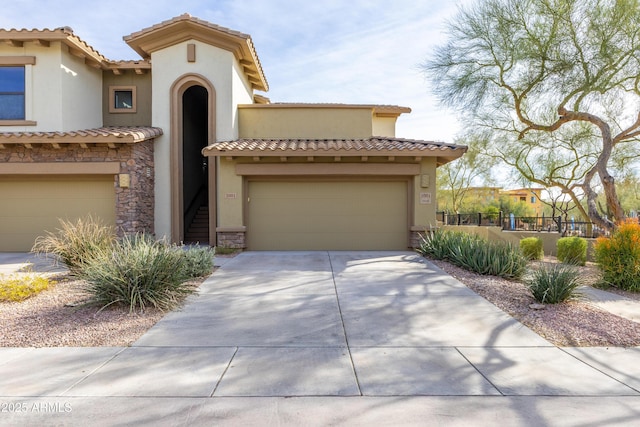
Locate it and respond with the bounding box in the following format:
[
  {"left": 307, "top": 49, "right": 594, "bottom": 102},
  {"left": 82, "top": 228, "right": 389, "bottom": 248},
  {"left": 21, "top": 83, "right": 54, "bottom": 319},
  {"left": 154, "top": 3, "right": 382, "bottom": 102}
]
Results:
[
  {"left": 203, "top": 137, "right": 466, "bottom": 161},
  {"left": 0, "top": 27, "right": 108, "bottom": 65},
  {"left": 125, "top": 13, "right": 251, "bottom": 42},
  {"left": 0, "top": 126, "right": 163, "bottom": 144},
  {"left": 124, "top": 13, "right": 268, "bottom": 91}
]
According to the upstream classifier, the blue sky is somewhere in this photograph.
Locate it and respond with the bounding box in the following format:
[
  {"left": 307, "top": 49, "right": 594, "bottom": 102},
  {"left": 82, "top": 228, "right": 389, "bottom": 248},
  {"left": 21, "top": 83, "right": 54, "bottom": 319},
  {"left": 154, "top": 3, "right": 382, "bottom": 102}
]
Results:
[{"left": 0, "top": 0, "right": 472, "bottom": 142}]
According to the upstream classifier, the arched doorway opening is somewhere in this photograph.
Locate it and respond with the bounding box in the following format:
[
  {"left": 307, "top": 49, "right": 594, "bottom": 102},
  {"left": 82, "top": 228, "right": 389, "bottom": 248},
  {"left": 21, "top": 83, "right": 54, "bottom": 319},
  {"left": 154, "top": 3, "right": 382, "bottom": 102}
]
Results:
[
  {"left": 182, "top": 85, "right": 209, "bottom": 243},
  {"left": 170, "top": 74, "right": 216, "bottom": 245}
]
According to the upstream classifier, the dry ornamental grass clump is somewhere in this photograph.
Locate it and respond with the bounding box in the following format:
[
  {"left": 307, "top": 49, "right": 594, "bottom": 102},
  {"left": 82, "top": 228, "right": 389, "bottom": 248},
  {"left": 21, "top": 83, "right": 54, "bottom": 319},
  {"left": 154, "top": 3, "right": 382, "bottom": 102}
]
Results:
[{"left": 31, "top": 215, "right": 116, "bottom": 275}]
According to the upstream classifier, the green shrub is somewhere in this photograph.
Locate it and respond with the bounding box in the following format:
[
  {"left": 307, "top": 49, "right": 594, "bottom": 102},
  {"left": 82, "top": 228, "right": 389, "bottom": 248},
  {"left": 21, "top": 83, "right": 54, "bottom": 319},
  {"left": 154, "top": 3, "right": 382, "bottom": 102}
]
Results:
[
  {"left": 32, "top": 215, "right": 116, "bottom": 275},
  {"left": 520, "top": 237, "right": 543, "bottom": 260},
  {"left": 418, "top": 230, "right": 527, "bottom": 279},
  {"left": 526, "top": 263, "right": 582, "bottom": 304},
  {"left": 594, "top": 219, "right": 640, "bottom": 291},
  {"left": 182, "top": 246, "right": 215, "bottom": 277},
  {"left": 0, "top": 273, "right": 54, "bottom": 302},
  {"left": 557, "top": 237, "right": 587, "bottom": 266},
  {"left": 79, "top": 234, "right": 195, "bottom": 312}
]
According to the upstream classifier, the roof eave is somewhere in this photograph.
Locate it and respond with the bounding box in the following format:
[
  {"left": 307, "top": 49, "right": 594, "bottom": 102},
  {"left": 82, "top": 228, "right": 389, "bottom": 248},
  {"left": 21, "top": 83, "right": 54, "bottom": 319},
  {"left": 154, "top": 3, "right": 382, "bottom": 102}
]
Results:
[
  {"left": 0, "top": 127, "right": 163, "bottom": 146},
  {"left": 202, "top": 144, "right": 467, "bottom": 159},
  {"left": 204, "top": 149, "right": 463, "bottom": 158},
  {"left": 0, "top": 28, "right": 109, "bottom": 69},
  {"left": 436, "top": 147, "right": 468, "bottom": 166}
]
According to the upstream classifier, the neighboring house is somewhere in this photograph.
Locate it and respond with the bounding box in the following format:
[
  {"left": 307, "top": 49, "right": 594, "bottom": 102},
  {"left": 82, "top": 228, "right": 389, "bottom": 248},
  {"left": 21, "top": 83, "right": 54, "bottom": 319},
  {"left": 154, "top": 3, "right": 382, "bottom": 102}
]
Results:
[
  {"left": 0, "top": 14, "right": 466, "bottom": 252},
  {"left": 439, "top": 186, "right": 545, "bottom": 216},
  {"left": 501, "top": 188, "right": 545, "bottom": 216}
]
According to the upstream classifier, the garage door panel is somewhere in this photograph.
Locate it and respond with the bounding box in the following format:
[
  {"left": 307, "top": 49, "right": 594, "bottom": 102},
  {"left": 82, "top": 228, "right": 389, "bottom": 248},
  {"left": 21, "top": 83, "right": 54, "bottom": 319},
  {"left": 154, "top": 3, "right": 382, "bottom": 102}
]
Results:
[
  {"left": 0, "top": 176, "right": 115, "bottom": 252},
  {"left": 247, "top": 181, "right": 408, "bottom": 250},
  {"left": 0, "top": 197, "right": 113, "bottom": 217},
  {"left": 251, "top": 230, "right": 407, "bottom": 250}
]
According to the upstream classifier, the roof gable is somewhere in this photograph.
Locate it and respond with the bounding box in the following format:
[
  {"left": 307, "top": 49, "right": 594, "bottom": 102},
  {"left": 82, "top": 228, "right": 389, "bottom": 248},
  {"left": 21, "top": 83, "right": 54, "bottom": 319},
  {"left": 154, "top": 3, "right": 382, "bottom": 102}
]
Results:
[{"left": 124, "top": 14, "right": 268, "bottom": 91}]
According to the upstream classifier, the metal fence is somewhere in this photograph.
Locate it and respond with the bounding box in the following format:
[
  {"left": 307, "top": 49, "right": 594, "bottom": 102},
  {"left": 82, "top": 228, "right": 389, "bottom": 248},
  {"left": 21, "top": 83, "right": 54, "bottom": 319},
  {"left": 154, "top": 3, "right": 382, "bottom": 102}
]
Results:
[
  {"left": 438, "top": 212, "right": 503, "bottom": 227},
  {"left": 501, "top": 216, "right": 561, "bottom": 233},
  {"left": 437, "top": 212, "right": 607, "bottom": 238}
]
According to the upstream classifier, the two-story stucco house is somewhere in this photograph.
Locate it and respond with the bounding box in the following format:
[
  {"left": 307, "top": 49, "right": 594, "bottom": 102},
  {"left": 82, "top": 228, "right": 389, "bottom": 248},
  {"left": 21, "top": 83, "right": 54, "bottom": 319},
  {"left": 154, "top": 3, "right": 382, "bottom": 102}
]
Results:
[{"left": 0, "top": 14, "right": 466, "bottom": 252}]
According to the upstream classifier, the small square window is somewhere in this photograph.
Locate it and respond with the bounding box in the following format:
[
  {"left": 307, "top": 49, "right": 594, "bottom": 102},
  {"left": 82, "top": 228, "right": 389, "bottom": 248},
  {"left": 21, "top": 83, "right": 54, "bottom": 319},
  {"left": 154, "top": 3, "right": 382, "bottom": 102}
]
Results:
[
  {"left": 109, "top": 86, "right": 137, "bottom": 113},
  {"left": 114, "top": 90, "right": 133, "bottom": 109}
]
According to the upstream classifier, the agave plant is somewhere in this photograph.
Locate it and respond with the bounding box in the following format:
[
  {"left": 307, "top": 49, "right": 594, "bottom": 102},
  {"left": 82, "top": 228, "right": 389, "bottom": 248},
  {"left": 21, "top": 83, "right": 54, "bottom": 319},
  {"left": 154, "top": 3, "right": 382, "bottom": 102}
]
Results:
[
  {"left": 526, "top": 264, "right": 582, "bottom": 304},
  {"left": 418, "top": 229, "right": 527, "bottom": 280}
]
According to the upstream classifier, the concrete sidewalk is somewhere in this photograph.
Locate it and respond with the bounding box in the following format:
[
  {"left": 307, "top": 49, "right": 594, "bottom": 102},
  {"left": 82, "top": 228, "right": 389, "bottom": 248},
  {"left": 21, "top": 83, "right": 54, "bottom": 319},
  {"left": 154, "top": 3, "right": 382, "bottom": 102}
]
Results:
[
  {"left": 0, "top": 252, "right": 67, "bottom": 276},
  {"left": 1, "top": 251, "right": 640, "bottom": 426}
]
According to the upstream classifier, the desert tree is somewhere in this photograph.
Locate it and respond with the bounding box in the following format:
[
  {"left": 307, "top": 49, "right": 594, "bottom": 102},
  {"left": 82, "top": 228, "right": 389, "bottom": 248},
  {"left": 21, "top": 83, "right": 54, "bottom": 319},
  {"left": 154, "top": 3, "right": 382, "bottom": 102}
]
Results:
[
  {"left": 437, "top": 136, "right": 496, "bottom": 213},
  {"left": 424, "top": 0, "right": 640, "bottom": 229}
]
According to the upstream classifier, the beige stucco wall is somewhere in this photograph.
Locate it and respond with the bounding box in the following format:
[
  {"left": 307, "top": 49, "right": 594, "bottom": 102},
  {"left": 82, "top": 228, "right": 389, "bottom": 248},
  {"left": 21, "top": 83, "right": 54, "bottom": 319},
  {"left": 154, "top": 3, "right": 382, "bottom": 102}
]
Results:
[
  {"left": 372, "top": 116, "right": 396, "bottom": 137},
  {"left": 238, "top": 106, "right": 375, "bottom": 139},
  {"left": 231, "top": 59, "right": 255, "bottom": 139},
  {"left": 102, "top": 71, "right": 152, "bottom": 126},
  {"left": 0, "top": 42, "right": 101, "bottom": 132},
  {"left": 59, "top": 47, "right": 102, "bottom": 130},
  {"left": 151, "top": 39, "right": 253, "bottom": 239},
  {"left": 217, "top": 158, "right": 244, "bottom": 228},
  {"left": 413, "top": 157, "right": 438, "bottom": 229}
]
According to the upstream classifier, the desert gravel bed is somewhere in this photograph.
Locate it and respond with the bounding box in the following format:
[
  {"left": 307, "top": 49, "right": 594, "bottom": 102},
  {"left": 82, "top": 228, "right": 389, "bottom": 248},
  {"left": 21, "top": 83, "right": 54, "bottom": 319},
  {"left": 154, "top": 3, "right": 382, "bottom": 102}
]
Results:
[
  {"left": 430, "top": 259, "right": 640, "bottom": 347},
  {"left": 3, "top": 256, "right": 640, "bottom": 347},
  {"left": 1, "top": 276, "right": 175, "bottom": 347}
]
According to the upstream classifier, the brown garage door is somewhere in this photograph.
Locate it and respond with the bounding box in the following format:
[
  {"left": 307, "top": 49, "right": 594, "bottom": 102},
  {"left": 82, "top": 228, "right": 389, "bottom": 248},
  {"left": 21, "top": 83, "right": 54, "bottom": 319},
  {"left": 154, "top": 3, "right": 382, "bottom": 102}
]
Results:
[
  {"left": 247, "top": 180, "right": 408, "bottom": 250},
  {"left": 0, "top": 175, "right": 116, "bottom": 252}
]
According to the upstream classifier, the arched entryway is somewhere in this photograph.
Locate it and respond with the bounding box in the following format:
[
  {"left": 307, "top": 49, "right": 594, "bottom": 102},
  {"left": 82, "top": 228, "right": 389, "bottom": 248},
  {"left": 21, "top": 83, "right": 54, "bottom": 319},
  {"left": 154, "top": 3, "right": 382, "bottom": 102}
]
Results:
[
  {"left": 170, "top": 74, "right": 216, "bottom": 244},
  {"left": 182, "top": 85, "right": 209, "bottom": 243}
]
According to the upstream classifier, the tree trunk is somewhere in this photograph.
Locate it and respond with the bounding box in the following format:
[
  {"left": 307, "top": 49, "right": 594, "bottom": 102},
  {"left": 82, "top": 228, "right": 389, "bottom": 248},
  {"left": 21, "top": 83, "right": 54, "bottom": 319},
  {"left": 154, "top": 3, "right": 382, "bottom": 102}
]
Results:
[
  {"left": 560, "top": 109, "right": 623, "bottom": 228},
  {"left": 596, "top": 134, "right": 624, "bottom": 224},
  {"left": 583, "top": 165, "right": 615, "bottom": 230}
]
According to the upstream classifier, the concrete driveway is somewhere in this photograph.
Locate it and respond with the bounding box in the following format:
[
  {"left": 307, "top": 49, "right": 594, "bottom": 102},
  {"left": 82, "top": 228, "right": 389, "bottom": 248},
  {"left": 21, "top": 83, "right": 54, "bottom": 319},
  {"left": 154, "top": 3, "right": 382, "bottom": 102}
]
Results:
[
  {"left": 0, "top": 252, "right": 66, "bottom": 275},
  {"left": 2, "top": 251, "right": 640, "bottom": 426}
]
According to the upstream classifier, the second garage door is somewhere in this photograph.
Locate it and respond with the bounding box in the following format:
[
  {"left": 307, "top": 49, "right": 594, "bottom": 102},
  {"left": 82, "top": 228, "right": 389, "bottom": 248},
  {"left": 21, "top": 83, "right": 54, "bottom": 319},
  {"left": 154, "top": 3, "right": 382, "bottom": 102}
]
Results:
[
  {"left": 247, "top": 180, "right": 408, "bottom": 250},
  {"left": 0, "top": 175, "right": 116, "bottom": 252}
]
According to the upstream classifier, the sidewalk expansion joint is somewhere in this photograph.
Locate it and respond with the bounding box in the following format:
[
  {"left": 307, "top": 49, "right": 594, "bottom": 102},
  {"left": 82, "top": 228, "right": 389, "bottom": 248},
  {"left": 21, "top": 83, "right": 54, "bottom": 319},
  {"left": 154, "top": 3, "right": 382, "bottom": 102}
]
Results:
[
  {"left": 327, "top": 251, "right": 363, "bottom": 396},
  {"left": 210, "top": 346, "right": 239, "bottom": 397}
]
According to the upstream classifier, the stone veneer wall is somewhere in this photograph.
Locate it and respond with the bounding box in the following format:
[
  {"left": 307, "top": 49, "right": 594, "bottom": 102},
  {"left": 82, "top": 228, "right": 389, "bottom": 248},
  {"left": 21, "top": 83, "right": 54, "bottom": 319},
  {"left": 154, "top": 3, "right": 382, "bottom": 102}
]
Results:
[
  {"left": 409, "top": 231, "right": 424, "bottom": 249},
  {"left": 114, "top": 142, "right": 154, "bottom": 234},
  {"left": 216, "top": 230, "right": 246, "bottom": 249},
  {"left": 0, "top": 141, "right": 155, "bottom": 236},
  {"left": 409, "top": 226, "right": 435, "bottom": 249}
]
